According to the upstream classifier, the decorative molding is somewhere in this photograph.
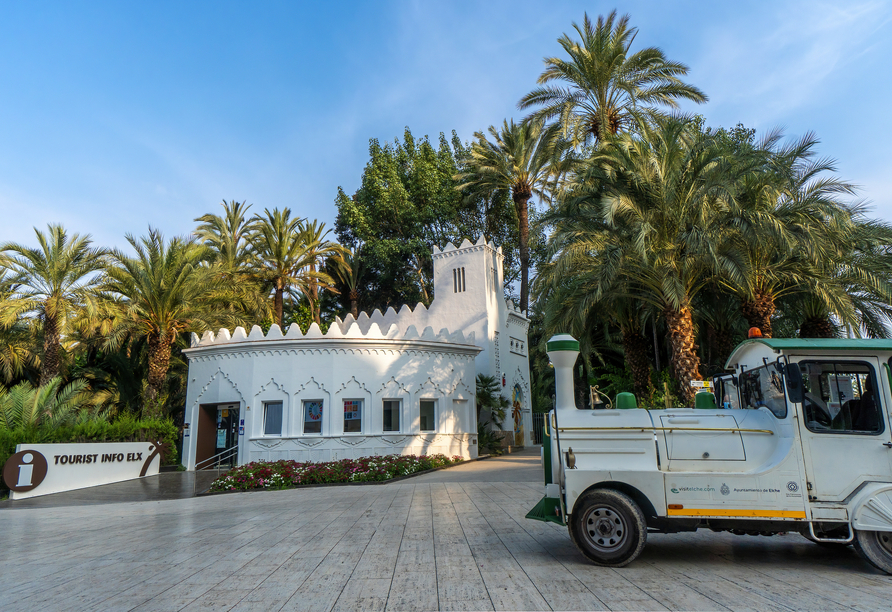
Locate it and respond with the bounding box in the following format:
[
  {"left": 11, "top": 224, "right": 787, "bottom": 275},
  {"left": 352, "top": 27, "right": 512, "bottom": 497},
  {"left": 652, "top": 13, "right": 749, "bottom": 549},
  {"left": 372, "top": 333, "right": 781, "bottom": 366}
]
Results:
[
  {"left": 252, "top": 439, "right": 285, "bottom": 449},
  {"left": 192, "top": 368, "right": 246, "bottom": 407},
  {"left": 298, "top": 377, "right": 328, "bottom": 394},
  {"left": 338, "top": 376, "right": 371, "bottom": 395},
  {"left": 377, "top": 376, "right": 408, "bottom": 395},
  {"left": 414, "top": 376, "right": 446, "bottom": 397},
  {"left": 254, "top": 378, "right": 287, "bottom": 398},
  {"left": 185, "top": 340, "right": 480, "bottom": 362},
  {"left": 296, "top": 438, "right": 325, "bottom": 448},
  {"left": 337, "top": 436, "right": 367, "bottom": 446},
  {"left": 449, "top": 377, "right": 474, "bottom": 397}
]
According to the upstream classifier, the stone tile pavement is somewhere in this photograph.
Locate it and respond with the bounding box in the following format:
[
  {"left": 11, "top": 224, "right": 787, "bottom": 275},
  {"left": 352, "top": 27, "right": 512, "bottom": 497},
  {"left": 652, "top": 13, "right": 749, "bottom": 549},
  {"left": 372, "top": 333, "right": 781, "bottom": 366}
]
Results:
[{"left": 1, "top": 450, "right": 890, "bottom": 611}]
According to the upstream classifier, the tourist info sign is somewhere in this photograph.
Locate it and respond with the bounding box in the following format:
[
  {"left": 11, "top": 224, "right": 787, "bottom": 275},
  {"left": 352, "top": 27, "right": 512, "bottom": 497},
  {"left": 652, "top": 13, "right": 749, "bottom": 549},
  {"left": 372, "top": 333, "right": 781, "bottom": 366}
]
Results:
[{"left": 2, "top": 441, "right": 163, "bottom": 500}]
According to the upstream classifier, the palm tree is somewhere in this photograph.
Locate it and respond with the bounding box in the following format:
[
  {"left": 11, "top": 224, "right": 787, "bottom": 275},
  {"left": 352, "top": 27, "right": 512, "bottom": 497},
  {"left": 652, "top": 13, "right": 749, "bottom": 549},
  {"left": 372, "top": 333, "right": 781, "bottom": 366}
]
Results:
[
  {"left": 194, "top": 200, "right": 270, "bottom": 322},
  {"left": 722, "top": 132, "right": 859, "bottom": 337},
  {"left": 542, "top": 116, "right": 738, "bottom": 402},
  {"left": 788, "top": 218, "right": 892, "bottom": 338},
  {"left": 0, "top": 224, "right": 105, "bottom": 385},
  {"left": 333, "top": 245, "right": 365, "bottom": 319},
  {"left": 0, "top": 377, "right": 95, "bottom": 430},
  {"left": 298, "top": 220, "right": 343, "bottom": 325},
  {"left": 249, "top": 208, "right": 333, "bottom": 327},
  {"left": 456, "top": 118, "right": 570, "bottom": 312},
  {"left": 519, "top": 11, "right": 707, "bottom": 145},
  {"left": 0, "top": 271, "right": 39, "bottom": 384},
  {"left": 475, "top": 373, "right": 509, "bottom": 427},
  {"left": 537, "top": 263, "right": 655, "bottom": 399},
  {"left": 101, "top": 229, "right": 242, "bottom": 418},
  {"left": 194, "top": 200, "right": 256, "bottom": 277}
]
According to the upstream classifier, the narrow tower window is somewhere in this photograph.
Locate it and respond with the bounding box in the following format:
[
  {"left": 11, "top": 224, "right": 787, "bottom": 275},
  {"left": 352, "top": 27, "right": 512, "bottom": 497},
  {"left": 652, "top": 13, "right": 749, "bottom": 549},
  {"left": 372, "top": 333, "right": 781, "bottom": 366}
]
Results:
[{"left": 453, "top": 267, "right": 466, "bottom": 293}]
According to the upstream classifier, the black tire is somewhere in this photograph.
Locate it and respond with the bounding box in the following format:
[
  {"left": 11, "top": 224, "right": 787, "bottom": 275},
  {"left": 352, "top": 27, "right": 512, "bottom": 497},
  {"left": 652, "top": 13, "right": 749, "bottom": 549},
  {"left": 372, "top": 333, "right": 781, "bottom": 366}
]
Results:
[
  {"left": 569, "top": 488, "right": 647, "bottom": 567},
  {"left": 853, "top": 529, "right": 892, "bottom": 574}
]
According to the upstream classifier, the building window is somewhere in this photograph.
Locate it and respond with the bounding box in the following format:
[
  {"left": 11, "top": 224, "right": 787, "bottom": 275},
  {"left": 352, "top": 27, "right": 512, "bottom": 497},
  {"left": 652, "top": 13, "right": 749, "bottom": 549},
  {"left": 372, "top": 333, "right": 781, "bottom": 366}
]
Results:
[
  {"left": 263, "top": 401, "right": 283, "bottom": 436},
  {"left": 383, "top": 399, "right": 401, "bottom": 432},
  {"left": 303, "top": 400, "right": 323, "bottom": 434},
  {"left": 344, "top": 399, "right": 363, "bottom": 433},
  {"left": 420, "top": 399, "right": 436, "bottom": 432},
  {"left": 453, "top": 267, "right": 466, "bottom": 293}
]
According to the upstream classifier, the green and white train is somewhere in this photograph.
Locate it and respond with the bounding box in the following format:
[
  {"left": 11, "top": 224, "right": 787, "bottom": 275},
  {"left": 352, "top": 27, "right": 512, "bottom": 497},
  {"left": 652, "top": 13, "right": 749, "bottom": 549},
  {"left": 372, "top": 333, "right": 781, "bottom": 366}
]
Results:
[{"left": 528, "top": 334, "right": 892, "bottom": 574}]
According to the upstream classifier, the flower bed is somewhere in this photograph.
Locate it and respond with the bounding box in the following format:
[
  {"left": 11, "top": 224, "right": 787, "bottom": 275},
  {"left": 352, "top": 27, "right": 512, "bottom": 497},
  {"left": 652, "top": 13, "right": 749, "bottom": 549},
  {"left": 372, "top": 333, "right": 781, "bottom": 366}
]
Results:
[{"left": 208, "top": 454, "right": 465, "bottom": 492}]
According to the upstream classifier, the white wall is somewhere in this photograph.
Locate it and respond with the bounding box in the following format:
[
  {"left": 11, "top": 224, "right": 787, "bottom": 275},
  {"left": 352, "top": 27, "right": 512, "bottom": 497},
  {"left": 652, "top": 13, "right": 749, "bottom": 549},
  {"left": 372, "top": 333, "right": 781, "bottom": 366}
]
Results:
[{"left": 182, "top": 334, "right": 481, "bottom": 468}]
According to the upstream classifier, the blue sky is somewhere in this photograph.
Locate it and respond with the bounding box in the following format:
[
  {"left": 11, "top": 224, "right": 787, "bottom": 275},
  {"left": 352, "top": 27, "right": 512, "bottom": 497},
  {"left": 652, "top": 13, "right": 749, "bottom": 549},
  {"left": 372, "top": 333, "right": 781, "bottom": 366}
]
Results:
[{"left": 1, "top": 1, "right": 891, "bottom": 249}]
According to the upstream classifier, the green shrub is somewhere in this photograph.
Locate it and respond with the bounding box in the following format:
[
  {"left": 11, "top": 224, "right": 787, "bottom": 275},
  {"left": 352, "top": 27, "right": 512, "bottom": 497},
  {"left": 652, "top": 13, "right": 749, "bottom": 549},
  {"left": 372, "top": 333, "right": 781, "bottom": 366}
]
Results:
[{"left": 477, "top": 424, "right": 504, "bottom": 455}]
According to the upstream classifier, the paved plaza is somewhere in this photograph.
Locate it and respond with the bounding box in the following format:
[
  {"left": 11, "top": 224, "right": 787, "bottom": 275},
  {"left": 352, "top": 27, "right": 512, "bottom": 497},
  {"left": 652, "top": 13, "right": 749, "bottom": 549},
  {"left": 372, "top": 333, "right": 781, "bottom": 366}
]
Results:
[{"left": 1, "top": 450, "right": 891, "bottom": 611}]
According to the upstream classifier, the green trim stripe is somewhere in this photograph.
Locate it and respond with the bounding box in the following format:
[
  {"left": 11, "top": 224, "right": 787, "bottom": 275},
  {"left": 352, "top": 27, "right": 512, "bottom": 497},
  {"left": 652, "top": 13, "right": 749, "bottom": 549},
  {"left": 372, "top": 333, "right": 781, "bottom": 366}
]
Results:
[{"left": 547, "top": 339, "right": 580, "bottom": 352}]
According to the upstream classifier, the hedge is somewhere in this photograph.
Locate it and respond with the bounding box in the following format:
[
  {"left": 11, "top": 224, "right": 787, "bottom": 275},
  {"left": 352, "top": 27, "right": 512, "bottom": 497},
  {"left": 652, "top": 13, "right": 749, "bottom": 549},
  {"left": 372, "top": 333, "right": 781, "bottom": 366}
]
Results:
[{"left": 0, "top": 415, "right": 179, "bottom": 490}]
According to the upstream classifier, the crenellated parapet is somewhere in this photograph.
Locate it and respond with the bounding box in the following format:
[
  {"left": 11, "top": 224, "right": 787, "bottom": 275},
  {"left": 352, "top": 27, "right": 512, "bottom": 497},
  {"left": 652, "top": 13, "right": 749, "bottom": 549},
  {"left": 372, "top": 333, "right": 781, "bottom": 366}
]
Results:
[
  {"left": 432, "top": 235, "right": 503, "bottom": 259},
  {"left": 189, "top": 319, "right": 476, "bottom": 349}
]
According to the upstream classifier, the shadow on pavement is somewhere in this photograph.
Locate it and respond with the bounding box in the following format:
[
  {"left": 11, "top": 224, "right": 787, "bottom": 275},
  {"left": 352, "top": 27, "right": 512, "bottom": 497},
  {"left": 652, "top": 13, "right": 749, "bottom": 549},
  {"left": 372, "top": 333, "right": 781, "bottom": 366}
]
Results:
[{"left": 0, "top": 469, "right": 225, "bottom": 510}]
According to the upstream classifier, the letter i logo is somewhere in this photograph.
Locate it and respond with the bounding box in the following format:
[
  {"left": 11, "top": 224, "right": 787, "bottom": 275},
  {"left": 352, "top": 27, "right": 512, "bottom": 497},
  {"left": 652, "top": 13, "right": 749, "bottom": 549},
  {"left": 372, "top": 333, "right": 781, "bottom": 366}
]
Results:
[
  {"left": 17, "top": 453, "right": 34, "bottom": 486},
  {"left": 2, "top": 450, "right": 49, "bottom": 492}
]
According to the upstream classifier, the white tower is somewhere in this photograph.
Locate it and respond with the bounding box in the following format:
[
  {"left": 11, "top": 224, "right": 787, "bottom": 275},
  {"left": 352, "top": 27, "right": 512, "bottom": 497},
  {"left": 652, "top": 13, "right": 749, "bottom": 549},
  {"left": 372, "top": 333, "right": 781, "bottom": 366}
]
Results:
[{"left": 428, "top": 237, "right": 532, "bottom": 446}]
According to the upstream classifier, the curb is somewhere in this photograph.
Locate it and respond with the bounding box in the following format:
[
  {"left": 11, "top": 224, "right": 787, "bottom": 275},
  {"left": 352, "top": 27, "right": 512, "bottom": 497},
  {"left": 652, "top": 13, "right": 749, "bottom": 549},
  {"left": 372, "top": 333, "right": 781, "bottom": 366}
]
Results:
[{"left": 196, "top": 454, "right": 493, "bottom": 497}]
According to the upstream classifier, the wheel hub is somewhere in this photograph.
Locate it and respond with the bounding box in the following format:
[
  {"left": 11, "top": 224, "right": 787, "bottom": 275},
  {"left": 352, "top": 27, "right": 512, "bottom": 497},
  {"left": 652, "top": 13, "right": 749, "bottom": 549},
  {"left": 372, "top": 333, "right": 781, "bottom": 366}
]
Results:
[
  {"left": 582, "top": 506, "right": 626, "bottom": 552},
  {"left": 878, "top": 532, "right": 892, "bottom": 554}
]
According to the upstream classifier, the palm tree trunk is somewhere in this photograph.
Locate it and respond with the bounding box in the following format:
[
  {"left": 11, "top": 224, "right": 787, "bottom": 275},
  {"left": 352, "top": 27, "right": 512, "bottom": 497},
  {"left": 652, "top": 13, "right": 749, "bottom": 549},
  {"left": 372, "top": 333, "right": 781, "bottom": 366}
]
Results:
[
  {"left": 39, "top": 310, "right": 61, "bottom": 386},
  {"left": 741, "top": 290, "right": 775, "bottom": 338},
  {"left": 309, "top": 262, "right": 320, "bottom": 325},
  {"left": 274, "top": 286, "right": 284, "bottom": 327},
  {"left": 145, "top": 334, "right": 172, "bottom": 420},
  {"left": 664, "top": 305, "right": 702, "bottom": 404},
  {"left": 622, "top": 328, "right": 653, "bottom": 400},
  {"left": 799, "top": 316, "right": 835, "bottom": 338},
  {"left": 349, "top": 289, "right": 359, "bottom": 319},
  {"left": 514, "top": 192, "right": 531, "bottom": 313},
  {"left": 712, "top": 326, "right": 736, "bottom": 371}
]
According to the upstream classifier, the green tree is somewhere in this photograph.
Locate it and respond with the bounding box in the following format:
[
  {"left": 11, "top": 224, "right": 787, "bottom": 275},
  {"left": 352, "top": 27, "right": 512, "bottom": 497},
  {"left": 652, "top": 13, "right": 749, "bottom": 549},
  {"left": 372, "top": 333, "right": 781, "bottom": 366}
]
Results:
[
  {"left": 335, "top": 129, "right": 521, "bottom": 312},
  {"left": 519, "top": 11, "right": 707, "bottom": 145},
  {"left": 336, "top": 130, "right": 459, "bottom": 309},
  {"left": 456, "top": 118, "right": 570, "bottom": 312},
  {"left": 723, "top": 132, "right": 859, "bottom": 338},
  {"left": 298, "top": 220, "right": 343, "bottom": 325},
  {"left": 100, "top": 229, "right": 242, "bottom": 417},
  {"left": 194, "top": 200, "right": 257, "bottom": 277},
  {"left": 0, "top": 377, "right": 96, "bottom": 430},
  {"left": 0, "top": 271, "right": 39, "bottom": 384},
  {"left": 0, "top": 224, "right": 105, "bottom": 385},
  {"left": 248, "top": 208, "right": 320, "bottom": 327},
  {"left": 791, "top": 218, "right": 892, "bottom": 338},
  {"left": 475, "top": 373, "right": 509, "bottom": 425},
  {"left": 331, "top": 245, "right": 365, "bottom": 319},
  {"left": 541, "top": 116, "right": 738, "bottom": 401}
]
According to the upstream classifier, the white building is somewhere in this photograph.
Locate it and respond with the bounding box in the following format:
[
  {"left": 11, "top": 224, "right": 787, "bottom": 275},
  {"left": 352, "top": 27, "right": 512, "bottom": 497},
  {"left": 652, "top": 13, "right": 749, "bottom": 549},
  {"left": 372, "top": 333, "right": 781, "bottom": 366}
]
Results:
[{"left": 180, "top": 236, "right": 531, "bottom": 469}]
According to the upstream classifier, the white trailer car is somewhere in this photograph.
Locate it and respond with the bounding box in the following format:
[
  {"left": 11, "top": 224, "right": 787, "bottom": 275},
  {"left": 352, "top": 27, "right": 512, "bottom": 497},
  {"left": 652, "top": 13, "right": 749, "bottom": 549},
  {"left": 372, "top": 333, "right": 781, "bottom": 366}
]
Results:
[{"left": 527, "top": 334, "right": 892, "bottom": 574}]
